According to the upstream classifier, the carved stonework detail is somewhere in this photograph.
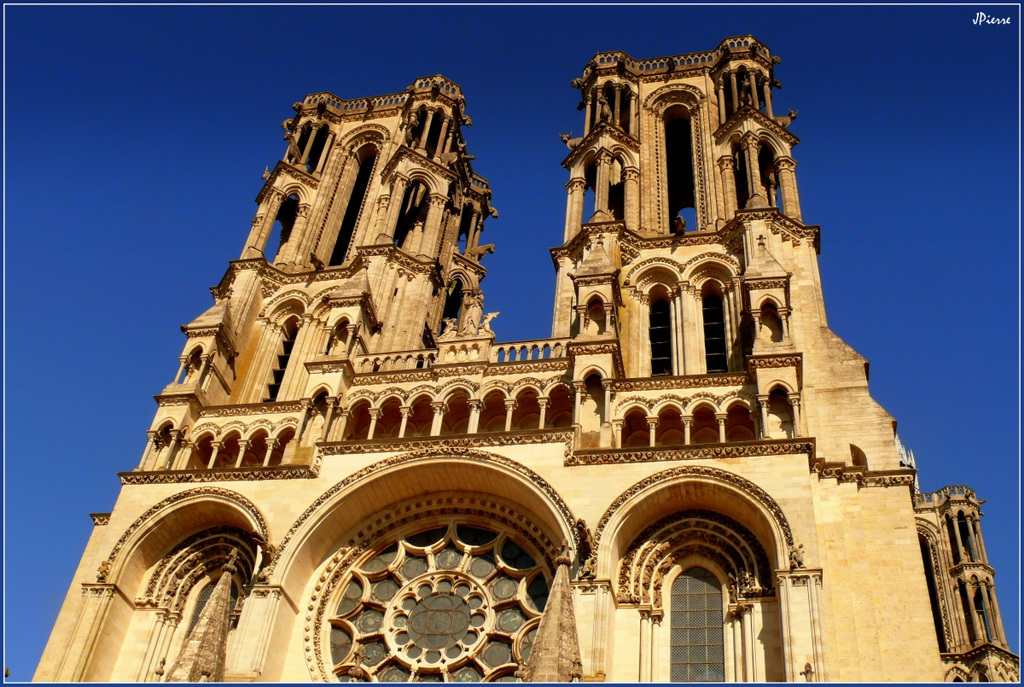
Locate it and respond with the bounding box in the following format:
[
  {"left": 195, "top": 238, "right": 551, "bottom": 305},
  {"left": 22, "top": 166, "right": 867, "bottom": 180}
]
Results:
[{"left": 568, "top": 439, "right": 813, "bottom": 466}]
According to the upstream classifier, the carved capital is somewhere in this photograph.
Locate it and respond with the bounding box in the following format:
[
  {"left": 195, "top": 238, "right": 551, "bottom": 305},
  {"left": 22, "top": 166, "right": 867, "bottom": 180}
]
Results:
[{"left": 566, "top": 177, "right": 587, "bottom": 193}]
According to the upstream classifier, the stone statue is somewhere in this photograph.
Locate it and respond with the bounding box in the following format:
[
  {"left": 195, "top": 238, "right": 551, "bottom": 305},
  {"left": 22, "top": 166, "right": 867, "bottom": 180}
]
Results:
[
  {"left": 459, "top": 291, "right": 484, "bottom": 336},
  {"left": 596, "top": 91, "right": 612, "bottom": 123},
  {"left": 570, "top": 78, "right": 583, "bottom": 89},
  {"left": 559, "top": 131, "right": 583, "bottom": 151},
  {"left": 438, "top": 317, "right": 459, "bottom": 340},
  {"left": 488, "top": 206, "right": 499, "bottom": 219},
  {"left": 464, "top": 243, "right": 495, "bottom": 262},
  {"left": 96, "top": 560, "right": 111, "bottom": 583},
  {"left": 789, "top": 543, "right": 805, "bottom": 569},
  {"left": 480, "top": 311, "right": 500, "bottom": 334},
  {"left": 774, "top": 109, "right": 798, "bottom": 128},
  {"left": 282, "top": 121, "right": 301, "bottom": 164},
  {"left": 403, "top": 111, "right": 418, "bottom": 147},
  {"left": 727, "top": 571, "right": 739, "bottom": 602},
  {"left": 673, "top": 215, "right": 687, "bottom": 233}
]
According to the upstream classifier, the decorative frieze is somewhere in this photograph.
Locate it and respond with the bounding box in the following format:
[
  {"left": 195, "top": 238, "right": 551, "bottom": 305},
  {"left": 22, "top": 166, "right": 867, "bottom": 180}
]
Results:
[
  {"left": 118, "top": 464, "right": 319, "bottom": 485},
  {"left": 89, "top": 513, "right": 110, "bottom": 526},
  {"left": 321, "top": 429, "right": 574, "bottom": 455},
  {"left": 608, "top": 373, "right": 749, "bottom": 391},
  {"left": 568, "top": 438, "right": 813, "bottom": 466},
  {"left": 199, "top": 401, "right": 306, "bottom": 418}
]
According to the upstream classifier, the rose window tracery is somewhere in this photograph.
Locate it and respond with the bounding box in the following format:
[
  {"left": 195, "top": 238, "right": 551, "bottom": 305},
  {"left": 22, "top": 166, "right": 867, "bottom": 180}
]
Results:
[{"left": 326, "top": 523, "right": 548, "bottom": 682}]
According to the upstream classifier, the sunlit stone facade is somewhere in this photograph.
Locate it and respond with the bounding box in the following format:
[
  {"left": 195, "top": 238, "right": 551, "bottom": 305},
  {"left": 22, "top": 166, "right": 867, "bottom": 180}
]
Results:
[{"left": 35, "top": 37, "right": 1018, "bottom": 683}]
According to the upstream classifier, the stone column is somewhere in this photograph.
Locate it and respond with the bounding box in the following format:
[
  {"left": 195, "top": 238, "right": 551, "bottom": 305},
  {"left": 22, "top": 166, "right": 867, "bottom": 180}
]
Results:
[
  {"left": 638, "top": 609, "right": 651, "bottom": 681},
  {"left": 730, "top": 608, "right": 743, "bottom": 680},
  {"left": 57, "top": 584, "right": 121, "bottom": 681},
  {"left": 613, "top": 84, "right": 622, "bottom": 127},
  {"left": 683, "top": 417, "right": 692, "bottom": 445},
  {"left": 503, "top": 399, "right": 517, "bottom": 432},
  {"left": 224, "top": 585, "right": 291, "bottom": 680},
  {"left": 430, "top": 402, "right": 446, "bottom": 436},
  {"left": 594, "top": 151, "right": 612, "bottom": 216},
  {"left": 417, "top": 109, "right": 434, "bottom": 151},
  {"left": 602, "top": 380, "right": 613, "bottom": 424},
  {"left": 467, "top": 399, "right": 482, "bottom": 434},
  {"left": 162, "top": 430, "right": 183, "bottom": 470},
  {"left": 774, "top": 157, "right": 802, "bottom": 221},
  {"left": 612, "top": 419, "right": 623, "bottom": 448},
  {"left": 419, "top": 194, "right": 448, "bottom": 257},
  {"left": 243, "top": 189, "right": 285, "bottom": 258},
  {"left": 275, "top": 203, "right": 311, "bottom": 265},
  {"left": 233, "top": 440, "right": 250, "bottom": 468},
  {"left": 790, "top": 397, "right": 802, "bottom": 437},
  {"left": 623, "top": 167, "right": 640, "bottom": 232},
  {"left": 564, "top": 178, "right": 587, "bottom": 241},
  {"left": 716, "top": 413, "right": 727, "bottom": 443},
  {"left": 741, "top": 136, "right": 760, "bottom": 206},
  {"left": 718, "top": 157, "right": 738, "bottom": 219},
  {"left": 172, "top": 356, "right": 188, "bottom": 385},
  {"left": 398, "top": 406, "right": 412, "bottom": 438},
  {"left": 729, "top": 71, "right": 739, "bottom": 115},
  {"left": 319, "top": 401, "right": 337, "bottom": 442},
  {"left": 434, "top": 116, "right": 451, "bottom": 161},
  {"left": 381, "top": 176, "right": 409, "bottom": 242},
  {"left": 717, "top": 79, "right": 727, "bottom": 124},
  {"left": 314, "top": 131, "right": 335, "bottom": 175},
  {"left": 646, "top": 416, "right": 658, "bottom": 447},
  {"left": 763, "top": 80, "right": 774, "bottom": 118},
  {"left": 207, "top": 441, "right": 223, "bottom": 469},
  {"left": 741, "top": 605, "right": 755, "bottom": 680},
  {"left": 261, "top": 439, "right": 278, "bottom": 467},
  {"left": 537, "top": 398, "right": 549, "bottom": 430},
  {"left": 668, "top": 293, "right": 680, "bottom": 376},
  {"left": 757, "top": 395, "right": 770, "bottom": 439},
  {"left": 299, "top": 125, "right": 319, "bottom": 167},
  {"left": 584, "top": 89, "right": 593, "bottom": 136},
  {"left": 332, "top": 410, "right": 350, "bottom": 443},
  {"left": 366, "top": 408, "right": 381, "bottom": 440},
  {"left": 572, "top": 381, "right": 584, "bottom": 425},
  {"left": 630, "top": 90, "right": 639, "bottom": 135},
  {"left": 748, "top": 71, "right": 759, "bottom": 108}
]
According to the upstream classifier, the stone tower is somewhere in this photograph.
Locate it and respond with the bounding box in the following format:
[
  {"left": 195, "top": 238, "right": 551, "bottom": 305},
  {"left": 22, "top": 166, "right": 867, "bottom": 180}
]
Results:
[{"left": 35, "top": 37, "right": 1017, "bottom": 683}]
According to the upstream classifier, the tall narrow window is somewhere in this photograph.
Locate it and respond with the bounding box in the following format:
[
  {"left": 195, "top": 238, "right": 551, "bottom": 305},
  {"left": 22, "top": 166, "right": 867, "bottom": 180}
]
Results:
[
  {"left": 703, "top": 294, "right": 728, "bottom": 373},
  {"left": 670, "top": 567, "right": 725, "bottom": 682},
  {"left": 959, "top": 581, "right": 976, "bottom": 644},
  {"left": 265, "top": 318, "right": 299, "bottom": 402},
  {"left": 974, "top": 588, "right": 993, "bottom": 642},
  {"left": 665, "top": 105, "right": 697, "bottom": 232},
  {"left": 919, "top": 536, "right": 948, "bottom": 652},
  {"left": 329, "top": 150, "right": 376, "bottom": 266},
  {"left": 649, "top": 299, "right": 673, "bottom": 376},
  {"left": 957, "top": 513, "right": 976, "bottom": 562}
]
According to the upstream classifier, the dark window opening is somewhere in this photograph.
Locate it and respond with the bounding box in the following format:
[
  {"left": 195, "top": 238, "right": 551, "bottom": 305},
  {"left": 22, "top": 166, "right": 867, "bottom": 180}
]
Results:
[
  {"left": 974, "top": 588, "right": 993, "bottom": 642},
  {"left": 330, "top": 151, "right": 376, "bottom": 266},
  {"left": 702, "top": 294, "right": 728, "bottom": 373},
  {"left": 265, "top": 318, "right": 298, "bottom": 402},
  {"left": 957, "top": 513, "right": 976, "bottom": 562},
  {"left": 268, "top": 195, "right": 299, "bottom": 262},
  {"left": 649, "top": 299, "right": 672, "bottom": 376},
  {"left": 393, "top": 181, "right": 428, "bottom": 250},
  {"left": 733, "top": 148, "right": 750, "bottom": 210},
  {"left": 441, "top": 280, "right": 464, "bottom": 336},
  {"left": 665, "top": 107, "right": 696, "bottom": 231},
  {"left": 919, "top": 537, "right": 948, "bottom": 652}
]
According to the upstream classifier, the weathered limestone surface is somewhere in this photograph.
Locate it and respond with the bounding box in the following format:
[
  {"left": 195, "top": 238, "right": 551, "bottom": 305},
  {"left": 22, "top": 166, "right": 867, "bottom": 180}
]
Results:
[{"left": 34, "top": 37, "right": 1017, "bottom": 684}]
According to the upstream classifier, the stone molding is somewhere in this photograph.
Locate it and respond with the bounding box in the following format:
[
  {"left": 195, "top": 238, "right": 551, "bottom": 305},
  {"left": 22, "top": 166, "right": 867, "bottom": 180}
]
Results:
[
  {"left": 608, "top": 373, "right": 749, "bottom": 391},
  {"left": 98, "top": 487, "right": 270, "bottom": 583},
  {"left": 568, "top": 438, "right": 813, "bottom": 466},
  {"left": 90, "top": 513, "right": 111, "bottom": 526},
  {"left": 119, "top": 464, "right": 318, "bottom": 485},
  {"left": 199, "top": 401, "right": 306, "bottom": 418},
  {"left": 322, "top": 430, "right": 573, "bottom": 456},
  {"left": 265, "top": 447, "right": 581, "bottom": 582},
  {"left": 593, "top": 464, "right": 797, "bottom": 550}
]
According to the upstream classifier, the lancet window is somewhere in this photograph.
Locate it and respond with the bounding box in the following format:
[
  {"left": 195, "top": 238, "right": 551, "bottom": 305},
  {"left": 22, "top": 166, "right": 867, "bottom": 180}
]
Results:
[
  {"left": 670, "top": 567, "right": 725, "bottom": 682},
  {"left": 264, "top": 316, "right": 299, "bottom": 402},
  {"left": 268, "top": 194, "right": 299, "bottom": 262},
  {"left": 664, "top": 105, "right": 697, "bottom": 232},
  {"left": 330, "top": 146, "right": 378, "bottom": 266},
  {"left": 649, "top": 296, "right": 673, "bottom": 376},
  {"left": 701, "top": 291, "right": 728, "bottom": 373}
]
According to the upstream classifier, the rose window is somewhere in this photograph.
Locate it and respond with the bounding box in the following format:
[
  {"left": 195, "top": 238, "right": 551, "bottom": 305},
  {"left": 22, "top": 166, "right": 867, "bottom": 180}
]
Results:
[{"left": 327, "top": 523, "right": 548, "bottom": 682}]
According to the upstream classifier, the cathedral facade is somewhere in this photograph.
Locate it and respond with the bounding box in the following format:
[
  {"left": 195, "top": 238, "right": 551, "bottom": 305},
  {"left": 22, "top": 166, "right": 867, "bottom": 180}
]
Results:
[{"left": 35, "top": 37, "right": 1018, "bottom": 683}]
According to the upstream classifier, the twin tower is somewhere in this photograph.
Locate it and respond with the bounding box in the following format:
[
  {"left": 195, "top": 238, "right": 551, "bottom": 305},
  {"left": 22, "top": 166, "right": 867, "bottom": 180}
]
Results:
[{"left": 36, "top": 37, "right": 1016, "bottom": 684}]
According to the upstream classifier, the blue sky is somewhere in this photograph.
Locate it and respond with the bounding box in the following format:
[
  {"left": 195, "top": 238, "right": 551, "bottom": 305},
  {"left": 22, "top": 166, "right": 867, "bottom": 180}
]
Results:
[{"left": 4, "top": 4, "right": 1020, "bottom": 676}]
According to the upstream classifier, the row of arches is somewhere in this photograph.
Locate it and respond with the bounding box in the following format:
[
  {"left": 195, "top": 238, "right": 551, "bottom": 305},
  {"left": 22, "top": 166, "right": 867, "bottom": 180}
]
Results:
[
  {"left": 75, "top": 454, "right": 801, "bottom": 683},
  {"left": 145, "top": 421, "right": 297, "bottom": 471},
  {"left": 345, "top": 386, "right": 574, "bottom": 440}
]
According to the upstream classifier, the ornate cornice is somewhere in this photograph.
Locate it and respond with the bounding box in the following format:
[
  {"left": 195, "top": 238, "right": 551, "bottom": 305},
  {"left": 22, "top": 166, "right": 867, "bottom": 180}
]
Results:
[
  {"left": 568, "top": 438, "right": 813, "bottom": 466},
  {"left": 119, "top": 464, "right": 319, "bottom": 485},
  {"left": 90, "top": 513, "right": 111, "bottom": 526},
  {"left": 608, "top": 373, "right": 749, "bottom": 391},
  {"left": 483, "top": 360, "right": 569, "bottom": 375},
  {"left": 747, "top": 353, "right": 801, "bottom": 371},
  {"left": 809, "top": 459, "right": 916, "bottom": 490},
  {"left": 729, "top": 208, "right": 820, "bottom": 252},
  {"left": 199, "top": 400, "right": 306, "bottom": 418},
  {"left": 321, "top": 429, "right": 574, "bottom": 456}
]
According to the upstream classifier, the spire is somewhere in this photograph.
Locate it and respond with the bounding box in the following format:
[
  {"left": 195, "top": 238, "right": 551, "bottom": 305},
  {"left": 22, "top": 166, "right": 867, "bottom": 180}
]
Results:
[
  {"left": 165, "top": 550, "right": 239, "bottom": 683},
  {"left": 517, "top": 544, "right": 583, "bottom": 682}
]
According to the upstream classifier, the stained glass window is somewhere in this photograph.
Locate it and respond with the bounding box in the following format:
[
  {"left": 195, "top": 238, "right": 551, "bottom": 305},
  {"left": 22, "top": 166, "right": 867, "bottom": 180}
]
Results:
[{"left": 670, "top": 567, "right": 725, "bottom": 682}]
